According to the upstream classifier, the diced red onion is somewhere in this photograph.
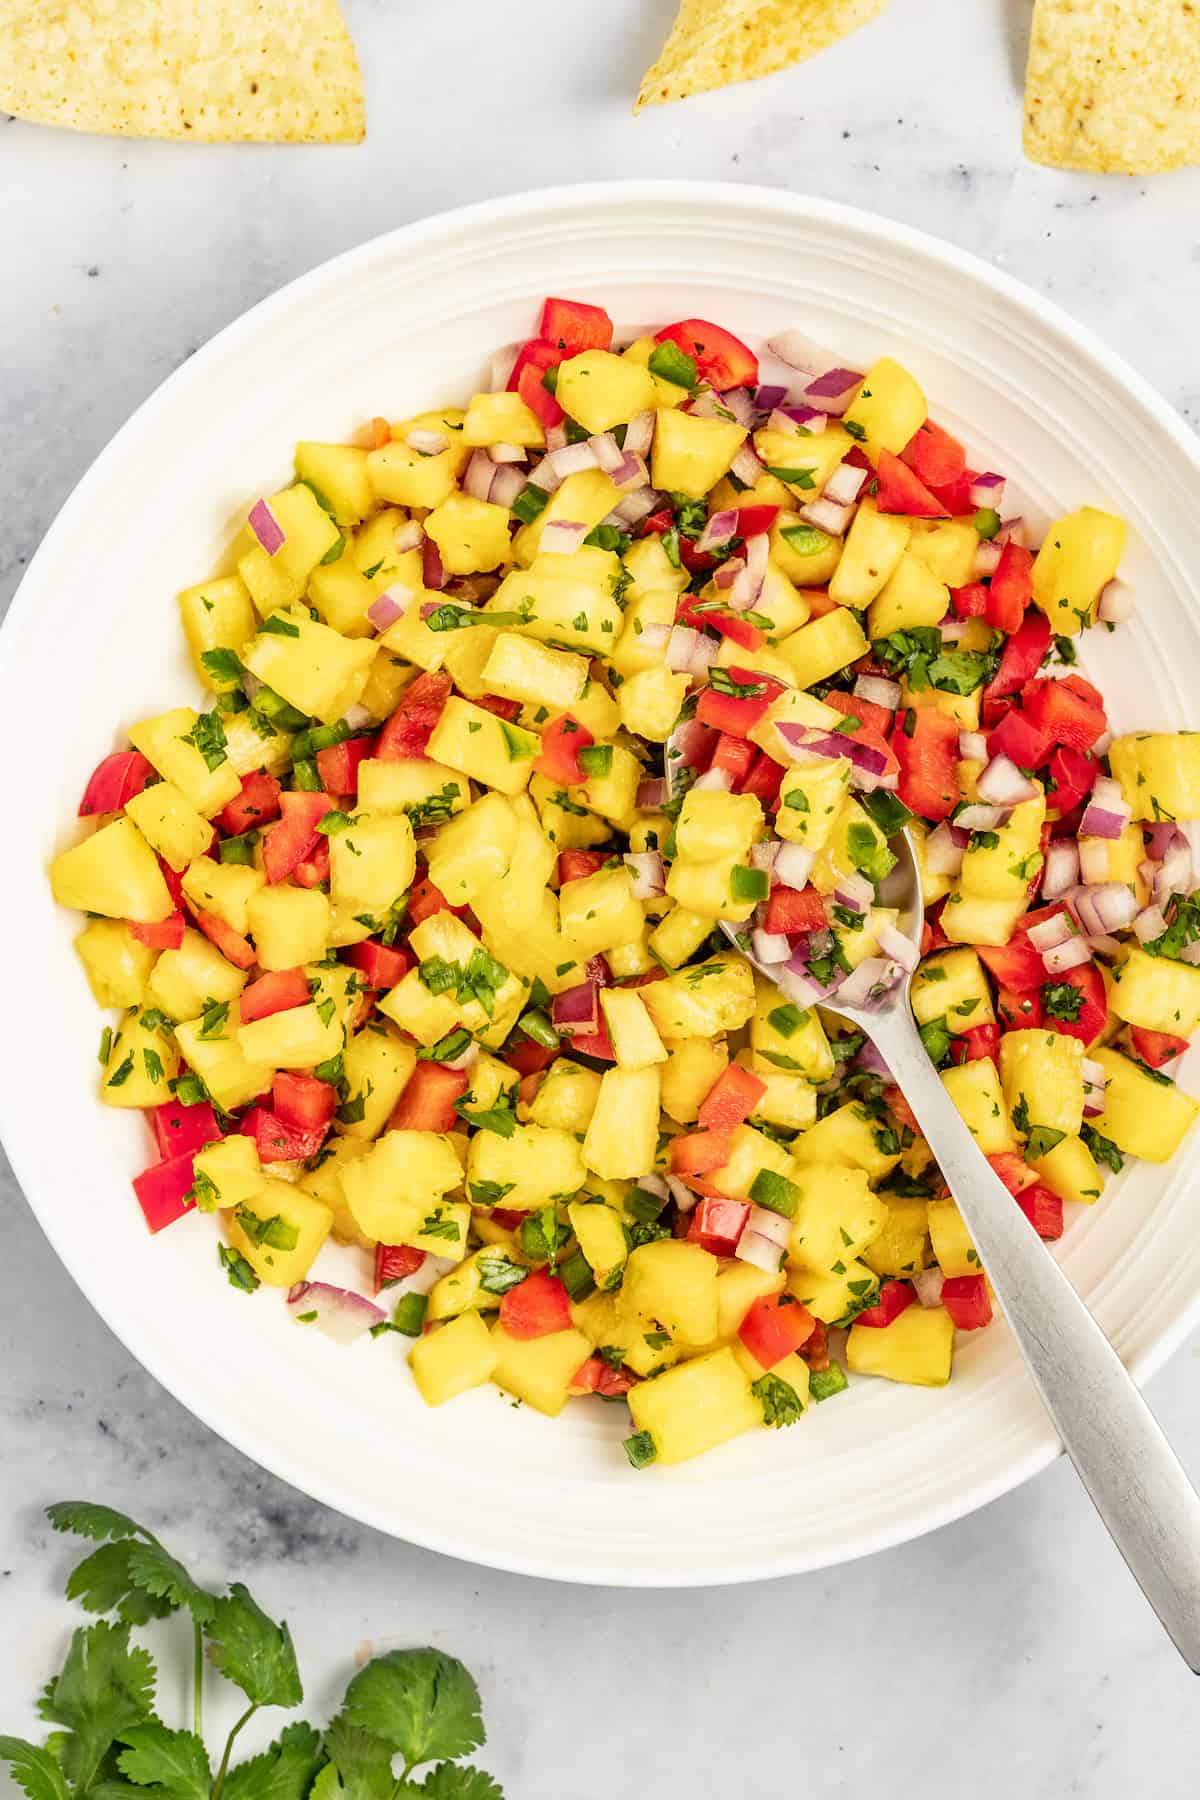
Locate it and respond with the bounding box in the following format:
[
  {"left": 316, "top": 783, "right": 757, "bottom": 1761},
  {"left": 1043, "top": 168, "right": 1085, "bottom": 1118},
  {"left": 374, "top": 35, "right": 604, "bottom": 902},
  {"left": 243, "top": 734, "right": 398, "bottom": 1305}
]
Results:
[
  {"left": 540, "top": 519, "right": 590, "bottom": 557},
  {"left": 526, "top": 454, "right": 562, "bottom": 494},
  {"left": 637, "top": 1172, "right": 669, "bottom": 1200},
  {"left": 1147, "top": 822, "right": 1184, "bottom": 861},
  {"left": 405, "top": 428, "right": 447, "bottom": 456},
  {"left": 824, "top": 461, "right": 869, "bottom": 506},
  {"left": 775, "top": 722, "right": 890, "bottom": 782},
  {"left": 913, "top": 1268, "right": 945, "bottom": 1308},
  {"left": 924, "top": 821, "right": 966, "bottom": 877},
  {"left": 973, "top": 541, "right": 1003, "bottom": 577},
  {"left": 750, "top": 840, "right": 780, "bottom": 872},
  {"left": 490, "top": 466, "right": 525, "bottom": 510},
  {"left": 422, "top": 536, "right": 445, "bottom": 590},
  {"left": 877, "top": 922, "right": 919, "bottom": 971},
  {"left": 1079, "top": 776, "right": 1130, "bottom": 841},
  {"left": 367, "top": 587, "right": 412, "bottom": 632},
  {"left": 1182, "top": 942, "right": 1200, "bottom": 967},
  {"left": 248, "top": 499, "right": 285, "bottom": 556},
  {"left": 340, "top": 702, "right": 374, "bottom": 730},
  {"left": 939, "top": 617, "right": 968, "bottom": 644},
  {"left": 954, "top": 803, "right": 1007, "bottom": 832},
  {"left": 1084, "top": 933, "right": 1122, "bottom": 958},
  {"left": 544, "top": 424, "right": 569, "bottom": 453},
  {"left": 751, "top": 929, "right": 791, "bottom": 965},
  {"left": 638, "top": 622, "right": 671, "bottom": 660},
  {"left": 1082, "top": 1057, "right": 1108, "bottom": 1116},
  {"left": 996, "top": 516, "right": 1027, "bottom": 548},
  {"left": 767, "top": 408, "right": 818, "bottom": 441},
  {"left": 442, "top": 1037, "right": 480, "bottom": 1073},
  {"left": 853, "top": 1037, "right": 894, "bottom": 1082},
  {"left": 694, "top": 767, "right": 733, "bottom": 792},
  {"left": 1098, "top": 580, "right": 1135, "bottom": 625},
  {"left": 1044, "top": 939, "right": 1094, "bottom": 978},
  {"left": 808, "top": 927, "right": 832, "bottom": 961},
  {"left": 775, "top": 843, "right": 816, "bottom": 889},
  {"left": 670, "top": 716, "right": 718, "bottom": 770},
  {"left": 831, "top": 871, "right": 874, "bottom": 914},
  {"left": 1079, "top": 837, "right": 1112, "bottom": 885},
  {"left": 637, "top": 778, "right": 667, "bottom": 811},
  {"left": 489, "top": 344, "right": 519, "bottom": 390},
  {"left": 489, "top": 441, "right": 526, "bottom": 464},
  {"left": 688, "top": 635, "right": 718, "bottom": 677},
  {"left": 697, "top": 509, "right": 739, "bottom": 554},
  {"left": 393, "top": 519, "right": 424, "bottom": 553},
  {"left": 463, "top": 449, "right": 496, "bottom": 502},
  {"left": 553, "top": 982, "right": 600, "bottom": 1035},
  {"left": 609, "top": 452, "right": 648, "bottom": 489},
  {"left": 799, "top": 496, "right": 854, "bottom": 537},
  {"left": 1028, "top": 911, "right": 1075, "bottom": 953},
  {"left": 854, "top": 673, "right": 901, "bottom": 711},
  {"left": 781, "top": 952, "right": 844, "bottom": 1007},
  {"left": 666, "top": 1175, "right": 698, "bottom": 1214},
  {"left": 714, "top": 557, "right": 745, "bottom": 592},
  {"left": 719, "top": 386, "right": 756, "bottom": 427},
  {"left": 803, "top": 367, "right": 864, "bottom": 416},
  {"left": 766, "top": 330, "right": 831, "bottom": 374},
  {"left": 836, "top": 957, "right": 905, "bottom": 1009},
  {"left": 547, "top": 441, "right": 600, "bottom": 479},
  {"left": 958, "top": 730, "right": 988, "bottom": 763},
  {"left": 287, "top": 1282, "right": 385, "bottom": 1345},
  {"left": 736, "top": 1229, "right": 785, "bottom": 1274},
  {"left": 745, "top": 1204, "right": 791, "bottom": 1248},
  {"left": 623, "top": 411, "right": 655, "bottom": 458},
  {"left": 624, "top": 851, "right": 665, "bottom": 899},
  {"left": 730, "top": 444, "right": 766, "bottom": 486},
  {"left": 686, "top": 390, "right": 724, "bottom": 422},
  {"left": 744, "top": 531, "right": 770, "bottom": 589},
  {"left": 1072, "top": 882, "right": 1138, "bottom": 934},
  {"left": 1041, "top": 840, "right": 1079, "bottom": 900},
  {"left": 614, "top": 485, "right": 661, "bottom": 526},
  {"left": 977, "top": 755, "right": 1039, "bottom": 807},
  {"left": 666, "top": 624, "right": 699, "bottom": 672},
  {"left": 1153, "top": 836, "right": 1193, "bottom": 906},
  {"left": 589, "top": 431, "right": 625, "bottom": 473},
  {"left": 969, "top": 472, "right": 1006, "bottom": 509},
  {"left": 1134, "top": 904, "right": 1169, "bottom": 944},
  {"left": 755, "top": 384, "right": 789, "bottom": 412},
  {"left": 780, "top": 405, "right": 827, "bottom": 434}
]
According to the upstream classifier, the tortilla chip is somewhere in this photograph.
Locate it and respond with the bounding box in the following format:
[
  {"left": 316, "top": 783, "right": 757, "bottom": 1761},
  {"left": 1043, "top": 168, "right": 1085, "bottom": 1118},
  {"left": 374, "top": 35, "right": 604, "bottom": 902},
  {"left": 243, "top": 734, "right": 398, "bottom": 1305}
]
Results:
[
  {"left": 0, "top": 0, "right": 364, "bottom": 142},
  {"left": 1024, "top": 0, "right": 1200, "bottom": 174},
  {"left": 636, "top": 0, "right": 890, "bottom": 110}
]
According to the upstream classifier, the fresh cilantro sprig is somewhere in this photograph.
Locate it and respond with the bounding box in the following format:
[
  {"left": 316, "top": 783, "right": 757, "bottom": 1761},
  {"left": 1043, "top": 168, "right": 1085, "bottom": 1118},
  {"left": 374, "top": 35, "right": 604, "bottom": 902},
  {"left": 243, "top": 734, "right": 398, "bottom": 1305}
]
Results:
[{"left": 2, "top": 1503, "right": 505, "bottom": 1800}]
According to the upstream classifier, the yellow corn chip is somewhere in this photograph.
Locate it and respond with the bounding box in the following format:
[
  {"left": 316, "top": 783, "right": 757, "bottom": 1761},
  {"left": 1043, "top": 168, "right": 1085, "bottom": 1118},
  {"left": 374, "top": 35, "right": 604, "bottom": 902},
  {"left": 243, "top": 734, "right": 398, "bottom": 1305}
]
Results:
[
  {"left": 636, "top": 0, "right": 890, "bottom": 110},
  {"left": 0, "top": 0, "right": 364, "bottom": 142},
  {"left": 1024, "top": 0, "right": 1200, "bottom": 174}
]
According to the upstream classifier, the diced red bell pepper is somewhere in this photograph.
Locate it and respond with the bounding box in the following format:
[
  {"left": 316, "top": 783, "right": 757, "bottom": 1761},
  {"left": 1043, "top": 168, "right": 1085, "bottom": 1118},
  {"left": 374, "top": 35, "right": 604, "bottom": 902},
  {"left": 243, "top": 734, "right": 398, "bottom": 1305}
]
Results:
[
  {"left": 407, "top": 874, "right": 464, "bottom": 927},
  {"left": 686, "top": 1196, "right": 751, "bottom": 1257},
  {"left": 678, "top": 536, "right": 718, "bottom": 575},
  {"left": 654, "top": 317, "right": 758, "bottom": 391},
  {"left": 273, "top": 1071, "right": 337, "bottom": 1133},
  {"left": 669, "top": 1128, "right": 733, "bottom": 1177},
  {"left": 737, "top": 1292, "right": 816, "bottom": 1369},
  {"left": 130, "top": 911, "right": 186, "bottom": 950},
  {"left": 678, "top": 602, "right": 763, "bottom": 652},
  {"left": 996, "top": 984, "right": 1044, "bottom": 1029},
  {"left": 375, "top": 670, "right": 453, "bottom": 760},
  {"left": 390, "top": 1061, "right": 469, "bottom": 1133},
  {"left": 315, "top": 735, "right": 376, "bottom": 796},
  {"left": 1129, "top": 1025, "right": 1190, "bottom": 1069},
  {"left": 892, "top": 707, "right": 961, "bottom": 822},
  {"left": 152, "top": 1097, "right": 220, "bottom": 1160},
  {"left": 1040, "top": 962, "right": 1107, "bottom": 1045},
  {"left": 874, "top": 449, "right": 949, "bottom": 518},
  {"left": 262, "top": 790, "right": 337, "bottom": 885},
  {"left": 79, "top": 750, "right": 156, "bottom": 817},
  {"left": 986, "top": 542, "right": 1034, "bottom": 633},
  {"left": 977, "top": 938, "right": 1048, "bottom": 993},
  {"left": 1047, "top": 745, "right": 1097, "bottom": 817},
  {"left": 155, "top": 857, "right": 186, "bottom": 912},
  {"left": 696, "top": 684, "right": 774, "bottom": 737},
  {"left": 219, "top": 769, "right": 282, "bottom": 837},
  {"left": 571, "top": 1354, "right": 637, "bottom": 1397},
  {"left": 940, "top": 1273, "right": 993, "bottom": 1330},
  {"left": 800, "top": 1318, "right": 830, "bottom": 1370},
  {"left": 374, "top": 1243, "right": 426, "bottom": 1293},
  {"left": 853, "top": 1280, "right": 915, "bottom": 1328},
  {"left": 735, "top": 504, "right": 780, "bottom": 538},
  {"left": 508, "top": 339, "right": 568, "bottom": 428},
  {"left": 132, "top": 1151, "right": 197, "bottom": 1233},
  {"left": 499, "top": 1267, "right": 572, "bottom": 1339},
  {"left": 697, "top": 1063, "right": 767, "bottom": 1131},
  {"left": 887, "top": 1091, "right": 921, "bottom": 1137},
  {"left": 740, "top": 750, "right": 784, "bottom": 808},
  {"left": 241, "top": 1106, "right": 327, "bottom": 1165},
  {"left": 924, "top": 904, "right": 951, "bottom": 952},
  {"left": 569, "top": 1026, "right": 617, "bottom": 1062},
  {"left": 640, "top": 506, "right": 674, "bottom": 538},
  {"left": 291, "top": 839, "right": 331, "bottom": 889},
  {"left": 190, "top": 908, "right": 256, "bottom": 970},
  {"left": 344, "top": 937, "right": 411, "bottom": 991},
  {"left": 474, "top": 694, "right": 522, "bottom": 722},
  {"left": 1015, "top": 1183, "right": 1064, "bottom": 1239},
  {"left": 901, "top": 419, "right": 966, "bottom": 488},
  {"left": 241, "top": 969, "right": 311, "bottom": 1025},
  {"left": 985, "top": 608, "right": 1053, "bottom": 703},
  {"left": 710, "top": 734, "right": 758, "bottom": 782},
  {"left": 986, "top": 705, "right": 1053, "bottom": 770},
  {"left": 950, "top": 1023, "right": 1001, "bottom": 1065},
  {"left": 503, "top": 1036, "right": 560, "bottom": 1077},
  {"left": 986, "top": 1152, "right": 1037, "bottom": 1195},
  {"left": 764, "top": 884, "right": 828, "bottom": 935},
  {"left": 539, "top": 296, "right": 613, "bottom": 353},
  {"left": 557, "top": 849, "right": 611, "bottom": 885},
  {"left": 927, "top": 470, "right": 979, "bottom": 517},
  {"left": 534, "top": 713, "right": 594, "bottom": 786},
  {"left": 822, "top": 686, "right": 895, "bottom": 741},
  {"left": 951, "top": 581, "right": 990, "bottom": 620},
  {"left": 1019, "top": 674, "right": 1107, "bottom": 752}
]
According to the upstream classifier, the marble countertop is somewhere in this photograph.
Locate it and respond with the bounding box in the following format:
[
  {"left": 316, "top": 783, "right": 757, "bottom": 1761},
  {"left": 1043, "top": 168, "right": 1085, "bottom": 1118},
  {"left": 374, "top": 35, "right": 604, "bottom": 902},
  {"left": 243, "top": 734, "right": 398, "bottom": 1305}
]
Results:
[{"left": 4, "top": 0, "right": 1200, "bottom": 1791}]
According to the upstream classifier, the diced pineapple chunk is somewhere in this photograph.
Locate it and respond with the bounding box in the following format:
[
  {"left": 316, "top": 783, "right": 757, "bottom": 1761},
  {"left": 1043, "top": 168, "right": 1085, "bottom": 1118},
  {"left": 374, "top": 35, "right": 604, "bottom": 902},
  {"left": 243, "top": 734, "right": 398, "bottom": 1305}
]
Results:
[
  {"left": 411, "top": 1313, "right": 499, "bottom": 1406},
  {"left": 847, "top": 1306, "right": 955, "bottom": 1386},
  {"left": 627, "top": 1347, "right": 760, "bottom": 1465}
]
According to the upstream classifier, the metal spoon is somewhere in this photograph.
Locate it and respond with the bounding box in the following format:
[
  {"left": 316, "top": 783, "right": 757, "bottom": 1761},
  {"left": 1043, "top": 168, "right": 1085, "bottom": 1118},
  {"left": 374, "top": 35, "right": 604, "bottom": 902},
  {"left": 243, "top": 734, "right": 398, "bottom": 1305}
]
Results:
[{"left": 665, "top": 718, "right": 1200, "bottom": 1670}]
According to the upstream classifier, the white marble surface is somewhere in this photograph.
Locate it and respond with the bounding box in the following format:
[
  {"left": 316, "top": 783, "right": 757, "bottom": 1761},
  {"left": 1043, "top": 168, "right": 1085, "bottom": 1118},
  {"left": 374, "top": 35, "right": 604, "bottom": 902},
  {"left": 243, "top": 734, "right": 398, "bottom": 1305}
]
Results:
[{"left": 4, "top": 0, "right": 1200, "bottom": 1791}]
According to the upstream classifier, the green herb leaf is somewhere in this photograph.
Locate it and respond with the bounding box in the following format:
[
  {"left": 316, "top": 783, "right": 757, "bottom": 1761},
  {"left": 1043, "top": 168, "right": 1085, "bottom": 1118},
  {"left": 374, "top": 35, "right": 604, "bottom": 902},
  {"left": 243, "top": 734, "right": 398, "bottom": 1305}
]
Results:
[
  {"left": 341, "top": 1650, "right": 484, "bottom": 1773},
  {"left": 116, "top": 1723, "right": 212, "bottom": 1800},
  {"left": 46, "top": 1502, "right": 146, "bottom": 1545},
  {"left": 751, "top": 1372, "right": 805, "bottom": 1428},
  {"left": 258, "top": 613, "right": 302, "bottom": 638},
  {"left": 1081, "top": 1125, "right": 1124, "bottom": 1173},
  {"left": 623, "top": 1431, "right": 657, "bottom": 1469},
  {"left": 38, "top": 1621, "right": 157, "bottom": 1793},
  {"left": 218, "top": 1245, "right": 260, "bottom": 1292},
  {"left": 223, "top": 1722, "right": 324, "bottom": 1800},
  {"left": 416, "top": 1762, "right": 505, "bottom": 1799},
  {"left": 1025, "top": 1124, "right": 1066, "bottom": 1161},
  {"left": 779, "top": 523, "right": 830, "bottom": 557},
  {"left": 0, "top": 1738, "right": 71, "bottom": 1800},
  {"left": 200, "top": 648, "right": 244, "bottom": 686},
  {"left": 476, "top": 1256, "right": 528, "bottom": 1297},
  {"left": 205, "top": 1582, "right": 302, "bottom": 1709},
  {"left": 182, "top": 709, "right": 228, "bottom": 771},
  {"left": 123, "top": 1540, "right": 216, "bottom": 1625},
  {"left": 765, "top": 464, "right": 817, "bottom": 489}
]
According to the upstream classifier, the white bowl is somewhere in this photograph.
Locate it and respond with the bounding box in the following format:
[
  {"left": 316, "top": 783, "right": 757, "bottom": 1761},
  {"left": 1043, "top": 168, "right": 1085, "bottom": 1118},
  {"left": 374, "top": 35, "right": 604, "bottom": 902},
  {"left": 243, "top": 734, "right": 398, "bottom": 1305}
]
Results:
[{"left": 4, "top": 181, "right": 1200, "bottom": 1586}]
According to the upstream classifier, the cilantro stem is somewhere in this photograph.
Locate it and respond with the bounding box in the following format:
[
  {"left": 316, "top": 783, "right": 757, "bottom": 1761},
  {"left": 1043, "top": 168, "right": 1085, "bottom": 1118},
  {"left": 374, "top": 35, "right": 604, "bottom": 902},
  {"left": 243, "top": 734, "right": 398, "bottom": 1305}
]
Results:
[
  {"left": 211, "top": 1702, "right": 257, "bottom": 1800},
  {"left": 193, "top": 1619, "right": 204, "bottom": 1740}
]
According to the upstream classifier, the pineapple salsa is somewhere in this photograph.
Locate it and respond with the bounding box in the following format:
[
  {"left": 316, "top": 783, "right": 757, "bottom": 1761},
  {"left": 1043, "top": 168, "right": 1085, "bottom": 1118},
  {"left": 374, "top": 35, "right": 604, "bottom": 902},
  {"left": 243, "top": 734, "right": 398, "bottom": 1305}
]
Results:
[{"left": 49, "top": 295, "right": 1200, "bottom": 1468}]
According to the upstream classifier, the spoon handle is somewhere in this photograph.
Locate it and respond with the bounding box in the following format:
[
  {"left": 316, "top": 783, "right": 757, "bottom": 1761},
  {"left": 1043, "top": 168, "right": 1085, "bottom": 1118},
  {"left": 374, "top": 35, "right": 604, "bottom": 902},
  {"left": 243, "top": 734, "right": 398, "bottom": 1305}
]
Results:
[{"left": 870, "top": 1005, "right": 1200, "bottom": 1671}]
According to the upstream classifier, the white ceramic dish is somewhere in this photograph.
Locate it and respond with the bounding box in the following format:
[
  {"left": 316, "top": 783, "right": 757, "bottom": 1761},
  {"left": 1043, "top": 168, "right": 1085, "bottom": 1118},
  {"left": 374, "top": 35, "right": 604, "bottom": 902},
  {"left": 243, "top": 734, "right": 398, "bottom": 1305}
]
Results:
[{"left": 4, "top": 181, "right": 1200, "bottom": 1586}]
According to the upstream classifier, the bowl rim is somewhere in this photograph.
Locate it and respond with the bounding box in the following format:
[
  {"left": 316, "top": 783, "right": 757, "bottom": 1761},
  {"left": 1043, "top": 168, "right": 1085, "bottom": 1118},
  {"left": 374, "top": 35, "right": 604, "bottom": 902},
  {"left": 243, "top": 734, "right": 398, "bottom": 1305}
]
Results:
[{"left": 5, "top": 178, "right": 1200, "bottom": 1585}]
